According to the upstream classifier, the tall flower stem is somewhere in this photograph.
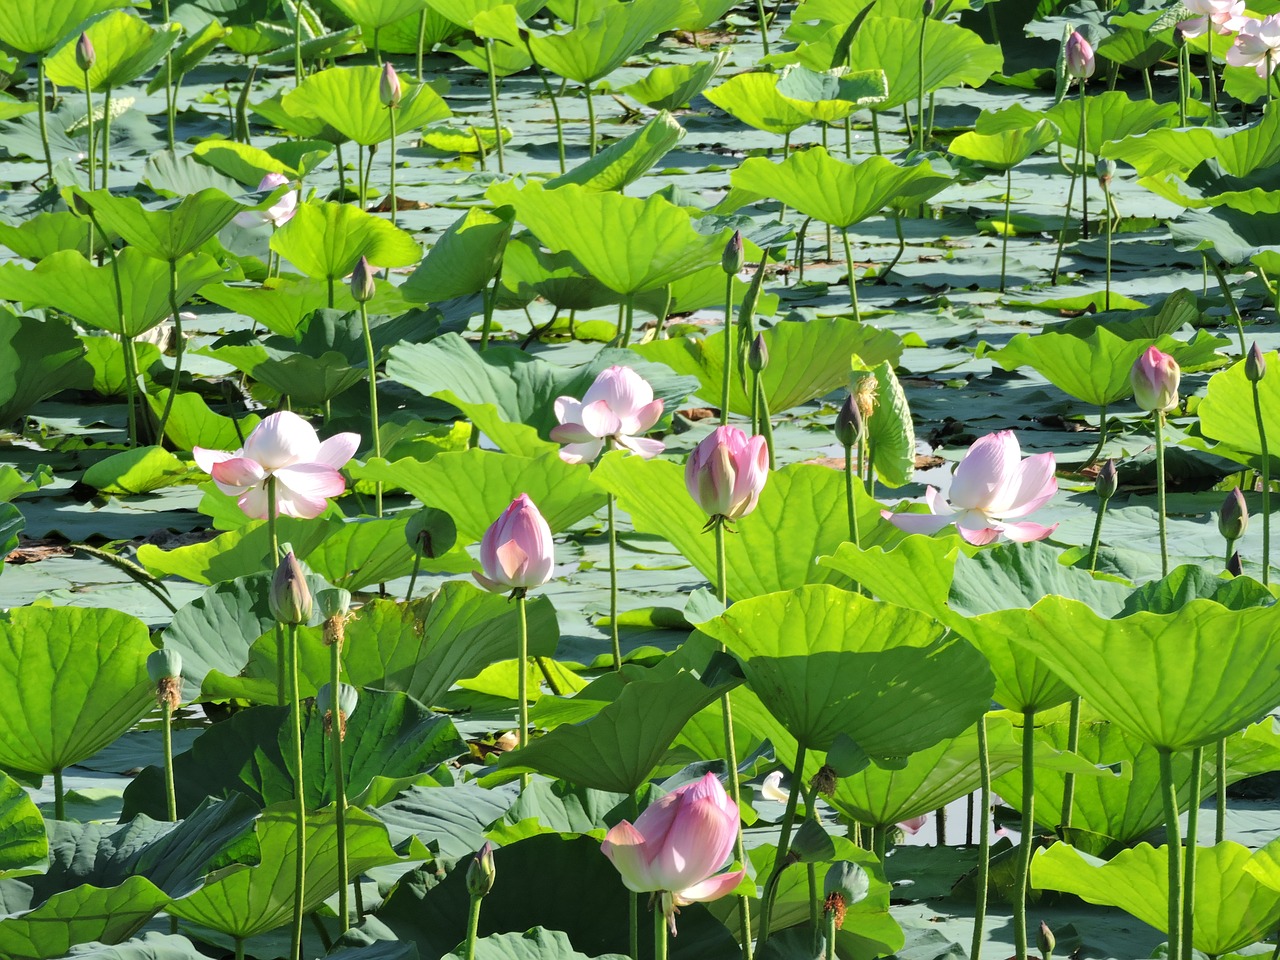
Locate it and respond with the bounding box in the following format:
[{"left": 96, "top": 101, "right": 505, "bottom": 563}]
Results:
[
  {"left": 843, "top": 440, "right": 860, "bottom": 549},
  {"left": 1102, "top": 176, "right": 1113, "bottom": 309},
  {"left": 387, "top": 107, "right": 398, "bottom": 229},
  {"left": 1207, "top": 30, "right": 1218, "bottom": 120},
  {"left": 1206, "top": 258, "right": 1246, "bottom": 355},
  {"left": 36, "top": 61, "right": 54, "bottom": 183},
  {"left": 527, "top": 51, "right": 565, "bottom": 174},
  {"left": 999, "top": 168, "right": 1012, "bottom": 293},
  {"left": 1078, "top": 79, "right": 1089, "bottom": 239},
  {"left": 759, "top": 740, "right": 806, "bottom": 943},
  {"left": 755, "top": 0, "right": 771, "bottom": 56},
  {"left": 287, "top": 623, "right": 308, "bottom": 960},
  {"left": 83, "top": 73, "right": 96, "bottom": 190},
  {"left": 654, "top": 900, "right": 669, "bottom": 960},
  {"left": 155, "top": 260, "right": 187, "bottom": 443},
  {"left": 969, "top": 714, "right": 991, "bottom": 960},
  {"left": 101, "top": 88, "right": 113, "bottom": 190},
  {"left": 1216, "top": 738, "right": 1228, "bottom": 843},
  {"left": 721, "top": 272, "right": 734, "bottom": 426},
  {"left": 585, "top": 82, "right": 598, "bottom": 157},
  {"left": 162, "top": 0, "right": 175, "bottom": 151},
  {"left": 758, "top": 379, "right": 775, "bottom": 470},
  {"left": 1084, "top": 405, "right": 1109, "bottom": 468},
  {"left": 162, "top": 698, "right": 177, "bottom": 821},
  {"left": 1154, "top": 409, "right": 1169, "bottom": 577},
  {"left": 1087, "top": 491, "right": 1110, "bottom": 575},
  {"left": 840, "top": 228, "right": 860, "bottom": 320},
  {"left": 464, "top": 894, "right": 483, "bottom": 960},
  {"left": 916, "top": 13, "right": 928, "bottom": 153},
  {"left": 607, "top": 486, "right": 621, "bottom": 671},
  {"left": 1050, "top": 144, "right": 1082, "bottom": 284},
  {"left": 53, "top": 768, "right": 65, "bottom": 820},
  {"left": 265, "top": 479, "right": 287, "bottom": 710},
  {"left": 516, "top": 590, "right": 530, "bottom": 789},
  {"left": 715, "top": 520, "right": 752, "bottom": 960},
  {"left": 1252, "top": 376, "right": 1271, "bottom": 585},
  {"left": 358, "top": 299, "right": 383, "bottom": 517},
  {"left": 1060, "top": 697, "right": 1081, "bottom": 826},
  {"left": 330, "top": 637, "right": 350, "bottom": 933},
  {"left": 481, "top": 40, "right": 504, "bottom": 173},
  {"left": 1183, "top": 746, "right": 1202, "bottom": 960},
  {"left": 1159, "top": 748, "right": 1184, "bottom": 960},
  {"left": 1013, "top": 709, "right": 1036, "bottom": 960}
]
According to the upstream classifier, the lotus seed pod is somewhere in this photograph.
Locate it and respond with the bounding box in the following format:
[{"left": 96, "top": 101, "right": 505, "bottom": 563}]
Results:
[
  {"left": 350, "top": 255, "right": 376, "bottom": 304},
  {"left": 1096, "top": 157, "right": 1115, "bottom": 187},
  {"left": 748, "top": 333, "right": 769, "bottom": 373},
  {"left": 722, "top": 230, "right": 744, "bottom": 276},
  {"left": 269, "top": 550, "right": 312, "bottom": 625},
  {"left": 75, "top": 33, "right": 96, "bottom": 73},
  {"left": 1247, "top": 342, "right": 1267, "bottom": 382},
  {"left": 147, "top": 649, "right": 183, "bottom": 711},
  {"left": 317, "top": 587, "right": 351, "bottom": 621},
  {"left": 823, "top": 861, "right": 869, "bottom": 929},
  {"left": 834, "top": 394, "right": 863, "bottom": 449},
  {"left": 317, "top": 682, "right": 359, "bottom": 739},
  {"left": 467, "top": 841, "right": 496, "bottom": 898},
  {"left": 1095, "top": 459, "right": 1118, "bottom": 502},
  {"left": 1220, "top": 487, "right": 1249, "bottom": 541}
]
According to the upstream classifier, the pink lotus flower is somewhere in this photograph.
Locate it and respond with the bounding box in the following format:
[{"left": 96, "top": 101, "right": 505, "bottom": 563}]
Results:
[
  {"left": 602, "top": 772, "right": 745, "bottom": 935},
  {"left": 1130, "top": 346, "right": 1181, "bottom": 412},
  {"left": 550, "top": 365, "right": 665, "bottom": 464},
  {"left": 1065, "top": 31, "right": 1095, "bottom": 79},
  {"left": 883, "top": 430, "right": 1058, "bottom": 546},
  {"left": 234, "top": 172, "right": 297, "bottom": 229},
  {"left": 380, "top": 62, "right": 402, "bottom": 107},
  {"left": 1227, "top": 15, "right": 1280, "bottom": 75},
  {"left": 194, "top": 411, "right": 360, "bottom": 520},
  {"left": 899, "top": 815, "right": 930, "bottom": 835},
  {"left": 1180, "top": 0, "right": 1247, "bottom": 37},
  {"left": 685, "top": 425, "right": 769, "bottom": 522},
  {"left": 474, "top": 493, "right": 554, "bottom": 593}
]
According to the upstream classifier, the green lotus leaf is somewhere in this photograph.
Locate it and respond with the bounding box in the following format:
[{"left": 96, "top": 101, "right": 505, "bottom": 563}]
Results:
[
  {"left": 145, "top": 20, "right": 227, "bottom": 94},
  {"left": 270, "top": 200, "right": 421, "bottom": 284},
  {"left": 948, "top": 120, "right": 1057, "bottom": 171},
  {"left": 1042, "top": 91, "right": 1177, "bottom": 157},
  {"left": 633, "top": 316, "right": 901, "bottom": 415},
  {"left": 672, "top": 0, "right": 736, "bottom": 30},
  {"left": 0, "top": 314, "right": 91, "bottom": 426},
  {"left": 0, "top": 772, "right": 46, "bottom": 879},
  {"left": 1104, "top": 103, "right": 1280, "bottom": 179},
  {"left": 1200, "top": 350, "right": 1280, "bottom": 466},
  {"left": 486, "top": 181, "right": 729, "bottom": 296},
  {"left": 144, "top": 389, "right": 260, "bottom": 453},
  {"left": 45, "top": 11, "right": 178, "bottom": 92},
  {"left": 442, "top": 36, "right": 531, "bottom": 76},
  {"left": 0, "top": 0, "right": 124, "bottom": 53},
  {"left": 730, "top": 147, "right": 952, "bottom": 227},
  {"left": 252, "top": 92, "right": 345, "bottom": 143},
  {"left": 401, "top": 206, "right": 515, "bottom": 304},
  {"left": 547, "top": 111, "right": 685, "bottom": 193},
  {"left": 167, "top": 804, "right": 403, "bottom": 939},
  {"left": 445, "top": 928, "right": 628, "bottom": 960},
  {"left": 0, "top": 96, "right": 35, "bottom": 122},
  {"left": 619, "top": 49, "right": 728, "bottom": 110},
  {"left": 977, "top": 597, "right": 1280, "bottom": 750},
  {"left": 774, "top": 64, "right": 888, "bottom": 114},
  {"left": 425, "top": 0, "right": 546, "bottom": 28},
  {"left": 72, "top": 187, "right": 260, "bottom": 262},
  {"left": 81, "top": 446, "right": 190, "bottom": 495},
  {"left": 252, "top": 351, "right": 366, "bottom": 408},
  {"left": 328, "top": 0, "right": 430, "bottom": 29},
  {"left": 282, "top": 65, "right": 451, "bottom": 145},
  {"left": 192, "top": 139, "right": 333, "bottom": 186},
  {"left": 862, "top": 359, "right": 915, "bottom": 488},
  {"left": 137, "top": 516, "right": 346, "bottom": 585},
  {"left": 703, "top": 72, "right": 822, "bottom": 135},
  {"left": 845, "top": 16, "right": 1001, "bottom": 112},
  {"left": 1035, "top": 840, "right": 1280, "bottom": 956},
  {"left": 200, "top": 276, "right": 405, "bottom": 339},
  {"left": 0, "top": 211, "right": 109, "bottom": 262},
  {"left": 0, "top": 607, "right": 154, "bottom": 777},
  {"left": 0, "top": 877, "right": 168, "bottom": 960},
  {"left": 36, "top": 933, "right": 213, "bottom": 959},
  {"left": 499, "top": 233, "right": 616, "bottom": 311},
  {"left": 368, "top": 6, "right": 459, "bottom": 51},
  {"left": 697, "top": 584, "right": 992, "bottom": 755}
]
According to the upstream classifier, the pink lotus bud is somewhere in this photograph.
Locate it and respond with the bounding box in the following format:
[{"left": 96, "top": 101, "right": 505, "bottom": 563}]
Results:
[
  {"left": 474, "top": 494, "right": 554, "bottom": 594},
  {"left": 1065, "top": 30, "right": 1095, "bottom": 79},
  {"left": 380, "top": 62, "right": 402, "bottom": 107},
  {"left": 601, "top": 772, "right": 744, "bottom": 935},
  {"left": 685, "top": 425, "right": 769, "bottom": 522},
  {"left": 1129, "top": 346, "right": 1180, "bottom": 412},
  {"left": 76, "top": 33, "right": 96, "bottom": 72},
  {"left": 351, "top": 255, "right": 376, "bottom": 303}
]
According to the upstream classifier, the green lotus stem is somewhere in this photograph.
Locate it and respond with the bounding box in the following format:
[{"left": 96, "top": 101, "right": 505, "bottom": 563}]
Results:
[
  {"left": 357, "top": 299, "right": 383, "bottom": 517},
  {"left": 417, "top": 13, "right": 427, "bottom": 81},
  {"left": 840, "top": 228, "right": 860, "bottom": 321},
  {"left": 1083, "top": 405, "right": 1109, "bottom": 469},
  {"left": 327, "top": 277, "right": 336, "bottom": 309},
  {"left": 373, "top": 27, "right": 382, "bottom": 65},
  {"left": 1102, "top": 179, "right": 1113, "bottom": 309},
  {"left": 935, "top": 805, "right": 946, "bottom": 844},
  {"left": 1225, "top": 537, "right": 1236, "bottom": 570},
  {"left": 162, "top": 698, "right": 177, "bottom": 820},
  {"left": 480, "top": 40, "right": 505, "bottom": 173},
  {"left": 794, "top": 217, "right": 810, "bottom": 282},
  {"left": 1206, "top": 257, "right": 1246, "bottom": 355},
  {"left": 584, "top": 81, "right": 599, "bottom": 157},
  {"left": 1061, "top": 697, "right": 1081, "bottom": 827},
  {"left": 877, "top": 213, "right": 907, "bottom": 284},
  {"left": 335, "top": 142, "right": 347, "bottom": 200},
  {"left": 161, "top": 0, "right": 175, "bottom": 150},
  {"left": 516, "top": 590, "right": 530, "bottom": 789},
  {"left": 84, "top": 73, "right": 96, "bottom": 190},
  {"left": 871, "top": 111, "right": 882, "bottom": 155},
  {"left": 1252, "top": 378, "right": 1271, "bottom": 585},
  {"left": 155, "top": 260, "right": 187, "bottom": 444},
  {"left": 970, "top": 714, "right": 991, "bottom": 960},
  {"left": 808, "top": 864, "right": 820, "bottom": 953},
  {"left": 1079, "top": 79, "right": 1089, "bottom": 240},
  {"left": 916, "top": 14, "right": 927, "bottom": 153},
  {"left": 1158, "top": 748, "right": 1184, "bottom": 960},
  {"left": 755, "top": 0, "right": 771, "bottom": 56},
  {"left": 527, "top": 51, "right": 566, "bottom": 174},
  {"left": 824, "top": 908, "right": 837, "bottom": 959},
  {"left": 330, "top": 638, "right": 350, "bottom": 933},
  {"left": 1154, "top": 409, "right": 1169, "bottom": 577},
  {"left": 1183, "top": 745, "right": 1201, "bottom": 960},
  {"left": 1207, "top": 30, "right": 1218, "bottom": 120},
  {"left": 102, "top": 88, "right": 113, "bottom": 190},
  {"left": 287, "top": 622, "right": 308, "bottom": 960},
  {"left": 760, "top": 740, "right": 806, "bottom": 942},
  {"left": 999, "top": 168, "right": 1012, "bottom": 293},
  {"left": 53, "top": 767, "right": 64, "bottom": 820},
  {"left": 864, "top": 436, "right": 875, "bottom": 496},
  {"left": 36, "top": 59, "right": 54, "bottom": 183},
  {"left": 607, "top": 489, "right": 621, "bottom": 672},
  {"left": 267, "top": 477, "right": 286, "bottom": 708},
  {"left": 750, "top": 369, "right": 760, "bottom": 435},
  {"left": 843, "top": 440, "right": 859, "bottom": 548},
  {"left": 872, "top": 823, "right": 887, "bottom": 861},
  {"left": 653, "top": 899, "right": 669, "bottom": 960},
  {"left": 292, "top": 0, "right": 303, "bottom": 84},
  {"left": 621, "top": 294, "right": 636, "bottom": 347},
  {"left": 1088, "top": 496, "right": 1109, "bottom": 574},
  {"left": 714, "top": 520, "right": 752, "bottom": 960},
  {"left": 387, "top": 106, "right": 398, "bottom": 229},
  {"left": 1217, "top": 738, "right": 1227, "bottom": 843},
  {"left": 844, "top": 117, "right": 853, "bottom": 158},
  {"left": 721, "top": 273, "right": 734, "bottom": 426},
  {"left": 235, "top": 938, "right": 245, "bottom": 960},
  {"left": 464, "top": 894, "right": 483, "bottom": 960},
  {"left": 1050, "top": 143, "right": 1082, "bottom": 285},
  {"left": 1178, "top": 44, "right": 1188, "bottom": 126},
  {"left": 120, "top": 335, "right": 139, "bottom": 446},
  {"left": 1013, "top": 709, "right": 1036, "bottom": 960}
]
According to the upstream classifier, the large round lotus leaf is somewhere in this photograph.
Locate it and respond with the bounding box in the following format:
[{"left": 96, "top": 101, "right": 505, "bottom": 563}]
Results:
[
  {"left": 328, "top": 0, "right": 428, "bottom": 29},
  {"left": 282, "top": 66, "right": 451, "bottom": 146},
  {"left": 270, "top": 200, "right": 422, "bottom": 282},
  {"left": 975, "top": 597, "right": 1280, "bottom": 750},
  {"left": 44, "top": 11, "right": 178, "bottom": 92},
  {"left": 71, "top": 188, "right": 255, "bottom": 262},
  {"left": 1200, "top": 350, "right": 1280, "bottom": 467},
  {"left": 697, "top": 584, "right": 993, "bottom": 755},
  {"left": 0, "top": 607, "right": 154, "bottom": 775},
  {"left": 1035, "top": 840, "right": 1280, "bottom": 956},
  {"left": 0, "top": 0, "right": 124, "bottom": 54}
]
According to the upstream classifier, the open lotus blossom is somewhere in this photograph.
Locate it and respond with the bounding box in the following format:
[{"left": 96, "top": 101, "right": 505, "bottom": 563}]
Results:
[
  {"left": 550, "top": 365, "right": 665, "bottom": 464},
  {"left": 1179, "top": 0, "right": 1247, "bottom": 36},
  {"left": 1227, "top": 15, "right": 1280, "bottom": 74},
  {"left": 474, "top": 494, "right": 555, "bottom": 593},
  {"left": 194, "top": 411, "right": 359, "bottom": 520},
  {"left": 685, "top": 425, "right": 769, "bottom": 522},
  {"left": 883, "top": 430, "right": 1058, "bottom": 545},
  {"left": 234, "top": 172, "right": 298, "bottom": 229},
  {"left": 602, "top": 772, "right": 744, "bottom": 935}
]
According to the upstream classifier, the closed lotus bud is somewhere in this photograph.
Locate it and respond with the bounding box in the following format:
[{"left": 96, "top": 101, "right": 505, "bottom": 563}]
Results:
[
  {"left": 1227, "top": 551, "right": 1243, "bottom": 577},
  {"left": 1096, "top": 157, "right": 1115, "bottom": 187},
  {"left": 923, "top": 0, "right": 936, "bottom": 14},
  {"left": 1038, "top": 921, "right": 1056, "bottom": 960},
  {"left": 147, "top": 649, "right": 183, "bottom": 712},
  {"left": 351, "top": 255, "right": 376, "bottom": 304},
  {"left": 1065, "top": 30, "right": 1095, "bottom": 80},
  {"left": 1220, "top": 487, "right": 1248, "bottom": 541},
  {"left": 722, "top": 230, "right": 744, "bottom": 276},
  {"left": 834, "top": 393, "right": 863, "bottom": 449},
  {"left": 1095, "top": 458, "right": 1118, "bottom": 502},
  {"left": 749, "top": 333, "right": 769, "bottom": 373},
  {"left": 76, "top": 33, "right": 96, "bottom": 73},
  {"left": 1247, "top": 343, "right": 1267, "bottom": 382},
  {"left": 379, "top": 62, "right": 402, "bottom": 107},
  {"left": 270, "top": 550, "right": 312, "bottom": 625},
  {"left": 1174, "top": 24, "right": 1187, "bottom": 48},
  {"left": 1130, "top": 346, "right": 1180, "bottom": 412},
  {"left": 317, "top": 682, "right": 359, "bottom": 739},
  {"left": 467, "top": 841, "right": 496, "bottom": 898}
]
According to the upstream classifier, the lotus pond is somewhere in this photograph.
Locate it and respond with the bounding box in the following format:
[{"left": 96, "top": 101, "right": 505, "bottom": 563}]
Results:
[{"left": 6, "top": 0, "right": 1280, "bottom": 959}]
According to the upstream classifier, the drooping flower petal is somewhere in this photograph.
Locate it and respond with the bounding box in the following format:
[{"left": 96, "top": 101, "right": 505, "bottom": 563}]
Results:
[
  {"left": 674, "top": 869, "right": 745, "bottom": 905},
  {"left": 210, "top": 456, "right": 266, "bottom": 494},
  {"left": 999, "top": 520, "right": 1059, "bottom": 542},
  {"left": 274, "top": 462, "right": 347, "bottom": 518}
]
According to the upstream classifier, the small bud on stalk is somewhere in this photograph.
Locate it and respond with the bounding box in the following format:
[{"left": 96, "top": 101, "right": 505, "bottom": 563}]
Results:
[
  {"left": 351, "top": 256, "right": 376, "bottom": 304},
  {"left": 1220, "top": 487, "right": 1249, "bottom": 542},
  {"left": 1038, "top": 921, "right": 1056, "bottom": 960},
  {"left": 467, "top": 842, "right": 497, "bottom": 898},
  {"left": 722, "top": 230, "right": 744, "bottom": 276},
  {"left": 1096, "top": 157, "right": 1115, "bottom": 188},
  {"left": 76, "top": 33, "right": 96, "bottom": 73},
  {"left": 1247, "top": 342, "right": 1267, "bottom": 382},
  {"left": 1095, "top": 458, "right": 1118, "bottom": 501},
  {"left": 379, "top": 62, "right": 402, "bottom": 107},
  {"left": 270, "top": 550, "right": 312, "bottom": 625},
  {"left": 749, "top": 333, "right": 769, "bottom": 373},
  {"left": 834, "top": 394, "right": 863, "bottom": 450}
]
